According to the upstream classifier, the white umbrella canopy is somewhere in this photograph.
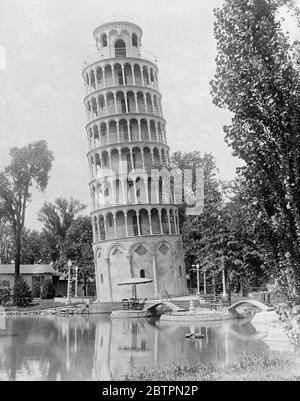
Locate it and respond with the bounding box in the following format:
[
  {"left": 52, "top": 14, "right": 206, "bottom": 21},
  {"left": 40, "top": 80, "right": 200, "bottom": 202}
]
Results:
[
  {"left": 118, "top": 278, "right": 153, "bottom": 286},
  {"left": 118, "top": 278, "right": 153, "bottom": 299}
]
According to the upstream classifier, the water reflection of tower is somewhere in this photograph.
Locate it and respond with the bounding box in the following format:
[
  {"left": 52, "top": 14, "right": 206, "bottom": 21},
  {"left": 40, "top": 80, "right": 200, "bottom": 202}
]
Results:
[
  {"left": 82, "top": 21, "right": 188, "bottom": 302},
  {"left": 93, "top": 318, "right": 113, "bottom": 380},
  {"left": 93, "top": 318, "right": 155, "bottom": 379}
]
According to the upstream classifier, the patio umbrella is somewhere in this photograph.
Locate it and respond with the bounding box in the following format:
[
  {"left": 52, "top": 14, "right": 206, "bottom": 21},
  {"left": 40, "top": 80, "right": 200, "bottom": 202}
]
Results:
[{"left": 118, "top": 277, "right": 153, "bottom": 299}]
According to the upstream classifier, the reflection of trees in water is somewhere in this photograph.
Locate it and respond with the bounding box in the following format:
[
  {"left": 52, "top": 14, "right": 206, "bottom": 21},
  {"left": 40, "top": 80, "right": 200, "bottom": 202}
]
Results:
[
  {"left": 1, "top": 317, "right": 97, "bottom": 381},
  {"left": 1, "top": 317, "right": 272, "bottom": 381},
  {"left": 155, "top": 320, "right": 270, "bottom": 366}
]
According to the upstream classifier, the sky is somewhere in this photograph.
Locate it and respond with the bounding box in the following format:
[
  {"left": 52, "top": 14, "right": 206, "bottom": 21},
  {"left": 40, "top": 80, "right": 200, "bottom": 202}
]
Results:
[{"left": 0, "top": 0, "right": 299, "bottom": 231}]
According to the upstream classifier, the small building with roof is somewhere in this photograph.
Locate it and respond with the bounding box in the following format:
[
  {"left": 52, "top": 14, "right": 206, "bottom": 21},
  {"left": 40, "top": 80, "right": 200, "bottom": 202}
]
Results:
[{"left": 0, "top": 264, "right": 67, "bottom": 297}]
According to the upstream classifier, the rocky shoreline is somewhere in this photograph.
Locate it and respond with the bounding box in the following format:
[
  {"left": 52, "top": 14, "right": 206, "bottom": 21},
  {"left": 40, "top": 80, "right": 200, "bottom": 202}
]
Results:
[{"left": 3, "top": 304, "right": 89, "bottom": 316}]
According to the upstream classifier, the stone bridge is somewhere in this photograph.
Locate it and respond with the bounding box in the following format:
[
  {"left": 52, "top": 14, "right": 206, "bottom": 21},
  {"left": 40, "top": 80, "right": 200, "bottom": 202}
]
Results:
[
  {"left": 144, "top": 300, "right": 186, "bottom": 313},
  {"left": 228, "top": 299, "right": 274, "bottom": 314}
]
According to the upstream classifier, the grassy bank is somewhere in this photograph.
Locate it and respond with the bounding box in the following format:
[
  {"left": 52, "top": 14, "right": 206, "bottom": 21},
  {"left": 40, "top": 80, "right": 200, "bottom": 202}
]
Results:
[
  {"left": 4, "top": 298, "right": 70, "bottom": 311},
  {"left": 119, "top": 352, "right": 300, "bottom": 381}
]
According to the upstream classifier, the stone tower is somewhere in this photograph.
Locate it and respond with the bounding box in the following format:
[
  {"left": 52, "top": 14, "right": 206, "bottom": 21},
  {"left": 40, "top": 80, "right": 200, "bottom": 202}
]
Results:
[{"left": 82, "top": 21, "right": 188, "bottom": 302}]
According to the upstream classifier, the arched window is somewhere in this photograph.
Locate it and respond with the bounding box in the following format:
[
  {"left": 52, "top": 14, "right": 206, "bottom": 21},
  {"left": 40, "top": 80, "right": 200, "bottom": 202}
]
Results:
[
  {"left": 179, "top": 265, "right": 182, "bottom": 277},
  {"left": 101, "top": 34, "right": 107, "bottom": 47},
  {"left": 100, "top": 274, "right": 104, "bottom": 284},
  {"left": 132, "top": 33, "right": 138, "bottom": 47},
  {"left": 115, "top": 39, "right": 126, "bottom": 57},
  {"left": 140, "top": 269, "right": 145, "bottom": 278}
]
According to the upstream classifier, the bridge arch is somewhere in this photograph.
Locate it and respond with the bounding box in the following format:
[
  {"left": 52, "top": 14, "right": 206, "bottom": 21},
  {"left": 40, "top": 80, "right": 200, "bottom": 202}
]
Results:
[
  {"left": 145, "top": 300, "right": 184, "bottom": 313},
  {"left": 228, "top": 300, "right": 274, "bottom": 314}
]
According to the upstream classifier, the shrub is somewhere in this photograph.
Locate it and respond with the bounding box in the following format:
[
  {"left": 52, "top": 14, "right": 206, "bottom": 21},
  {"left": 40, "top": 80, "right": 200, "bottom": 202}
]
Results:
[
  {"left": 41, "top": 278, "right": 55, "bottom": 299},
  {"left": 13, "top": 276, "right": 33, "bottom": 307},
  {"left": 0, "top": 281, "right": 12, "bottom": 306},
  {"left": 32, "top": 280, "right": 41, "bottom": 298}
]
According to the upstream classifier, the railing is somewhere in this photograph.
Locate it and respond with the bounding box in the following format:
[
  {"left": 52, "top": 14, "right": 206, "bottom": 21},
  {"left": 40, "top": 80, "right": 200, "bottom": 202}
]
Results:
[{"left": 83, "top": 48, "right": 158, "bottom": 69}]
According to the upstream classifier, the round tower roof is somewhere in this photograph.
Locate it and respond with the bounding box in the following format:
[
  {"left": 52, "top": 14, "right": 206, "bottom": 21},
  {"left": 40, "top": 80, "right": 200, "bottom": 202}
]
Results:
[{"left": 93, "top": 21, "right": 143, "bottom": 40}]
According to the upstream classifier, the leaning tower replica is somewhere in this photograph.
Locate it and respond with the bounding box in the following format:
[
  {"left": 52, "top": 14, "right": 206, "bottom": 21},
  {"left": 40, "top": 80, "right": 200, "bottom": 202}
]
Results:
[{"left": 83, "top": 21, "right": 188, "bottom": 302}]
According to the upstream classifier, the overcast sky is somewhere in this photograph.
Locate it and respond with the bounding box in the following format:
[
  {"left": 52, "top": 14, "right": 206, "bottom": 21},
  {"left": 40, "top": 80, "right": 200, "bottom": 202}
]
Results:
[{"left": 0, "top": 0, "right": 299, "bottom": 231}]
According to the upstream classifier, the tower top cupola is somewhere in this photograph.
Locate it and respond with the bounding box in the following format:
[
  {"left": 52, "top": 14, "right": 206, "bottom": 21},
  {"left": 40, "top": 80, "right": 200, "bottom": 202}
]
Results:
[{"left": 93, "top": 21, "right": 143, "bottom": 60}]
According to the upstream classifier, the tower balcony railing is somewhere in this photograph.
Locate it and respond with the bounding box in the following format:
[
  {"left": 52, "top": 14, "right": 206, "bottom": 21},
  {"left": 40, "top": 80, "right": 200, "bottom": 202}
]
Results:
[{"left": 83, "top": 49, "right": 158, "bottom": 69}]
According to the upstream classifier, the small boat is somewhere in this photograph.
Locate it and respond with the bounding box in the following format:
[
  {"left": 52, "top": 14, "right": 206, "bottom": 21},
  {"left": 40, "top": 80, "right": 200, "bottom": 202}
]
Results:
[{"left": 185, "top": 331, "right": 204, "bottom": 339}]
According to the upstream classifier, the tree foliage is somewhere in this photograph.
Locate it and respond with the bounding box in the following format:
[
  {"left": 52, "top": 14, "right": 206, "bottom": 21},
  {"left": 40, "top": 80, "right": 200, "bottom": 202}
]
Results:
[
  {"left": 38, "top": 197, "right": 86, "bottom": 261},
  {"left": 172, "top": 151, "right": 267, "bottom": 293},
  {"left": 41, "top": 278, "right": 55, "bottom": 299},
  {"left": 211, "top": 0, "right": 300, "bottom": 300},
  {"left": 0, "top": 141, "right": 54, "bottom": 277},
  {"left": 64, "top": 216, "right": 95, "bottom": 296},
  {"left": 13, "top": 276, "right": 33, "bottom": 307},
  {"left": 0, "top": 218, "right": 14, "bottom": 264}
]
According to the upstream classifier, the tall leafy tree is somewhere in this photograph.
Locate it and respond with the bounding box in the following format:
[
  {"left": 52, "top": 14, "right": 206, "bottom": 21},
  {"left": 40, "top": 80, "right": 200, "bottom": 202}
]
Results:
[
  {"left": 0, "top": 218, "right": 14, "bottom": 264},
  {"left": 38, "top": 197, "right": 86, "bottom": 262},
  {"left": 20, "top": 229, "right": 52, "bottom": 265},
  {"left": 171, "top": 151, "right": 224, "bottom": 291},
  {"left": 65, "top": 216, "right": 95, "bottom": 296},
  {"left": 211, "top": 0, "right": 300, "bottom": 301},
  {"left": 0, "top": 141, "right": 54, "bottom": 277}
]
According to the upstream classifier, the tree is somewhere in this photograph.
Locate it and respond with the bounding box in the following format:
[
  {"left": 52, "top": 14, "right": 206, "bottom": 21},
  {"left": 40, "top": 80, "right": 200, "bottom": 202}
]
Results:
[
  {"left": 41, "top": 278, "right": 55, "bottom": 299},
  {"left": 172, "top": 152, "right": 268, "bottom": 295},
  {"left": 64, "top": 216, "right": 95, "bottom": 296},
  {"left": 13, "top": 276, "right": 33, "bottom": 307},
  {"left": 0, "top": 141, "right": 54, "bottom": 278},
  {"left": 38, "top": 197, "right": 86, "bottom": 262},
  {"left": 0, "top": 218, "right": 14, "bottom": 264},
  {"left": 211, "top": 0, "right": 300, "bottom": 301},
  {"left": 20, "top": 229, "right": 52, "bottom": 265},
  {"left": 171, "top": 151, "right": 224, "bottom": 291}
]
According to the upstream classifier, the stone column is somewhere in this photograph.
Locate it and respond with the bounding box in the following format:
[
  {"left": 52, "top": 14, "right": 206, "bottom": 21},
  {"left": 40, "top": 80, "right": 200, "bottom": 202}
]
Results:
[
  {"left": 158, "top": 209, "right": 163, "bottom": 234},
  {"left": 117, "top": 122, "right": 120, "bottom": 143},
  {"left": 176, "top": 210, "right": 180, "bottom": 234},
  {"left": 124, "top": 211, "right": 129, "bottom": 237},
  {"left": 105, "top": 95, "right": 108, "bottom": 116},
  {"left": 135, "top": 93, "right": 139, "bottom": 113},
  {"left": 136, "top": 211, "right": 141, "bottom": 236},
  {"left": 141, "top": 149, "right": 145, "bottom": 171},
  {"left": 92, "top": 219, "right": 96, "bottom": 241},
  {"left": 147, "top": 120, "right": 151, "bottom": 141},
  {"left": 125, "top": 93, "right": 129, "bottom": 113},
  {"left": 121, "top": 65, "right": 126, "bottom": 85},
  {"left": 126, "top": 120, "right": 132, "bottom": 142},
  {"left": 112, "top": 65, "right": 116, "bottom": 86},
  {"left": 130, "top": 149, "right": 134, "bottom": 171},
  {"left": 111, "top": 179, "right": 115, "bottom": 205},
  {"left": 113, "top": 212, "right": 117, "bottom": 238},
  {"left": 103, "top": 215, "right": 108, "bottom": 240},
  {"left": 148, "top": 210, "right": 153, "bottom": 234},
  {"left": 96, "top": 98, "right": 101, "bottom": 117},
  {"left": 104, "top": 257, "right": 113, "bottom": 302},
  {"left": 150, "top": 148, "right": 155, "bottom": 166},
  {"left": 167, "top": 209, "right": 171, "bottom": 234},
  {"left": 97, "top": 217, "right": 101, "bottom": 241},
  {"left": 113, "top": 93, "right": 117, "bottom": 114},
  {"left": 151, "top": 252, "right": 159, "bottom": 298},
  {"left": 141, "top": 69, "right": 145, "bottom": 86},
  {"left": 132, "top": 65, "right": 136, "bottom": 85},
  {"left": 138, "top": 120, "right": 142, "bottom": 141},
  {"left": 103, "top": 68, "right": 106, "bottom": 88}
]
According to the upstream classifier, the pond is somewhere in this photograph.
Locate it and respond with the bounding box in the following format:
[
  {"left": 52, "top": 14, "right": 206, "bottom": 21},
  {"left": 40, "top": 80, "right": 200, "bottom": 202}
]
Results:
[{"left": 0, "top": 314, "right": 283, "bottom": 381}]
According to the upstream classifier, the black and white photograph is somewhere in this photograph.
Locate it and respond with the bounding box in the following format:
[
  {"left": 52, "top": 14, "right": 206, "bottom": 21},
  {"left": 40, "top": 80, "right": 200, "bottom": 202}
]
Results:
[{"left": 1, "top": 0, "right": 300, "bottom": 384}]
